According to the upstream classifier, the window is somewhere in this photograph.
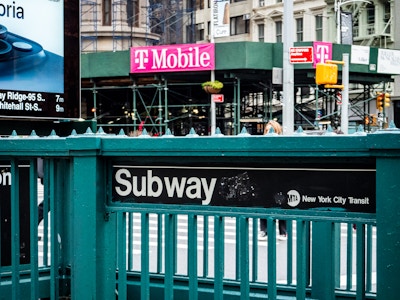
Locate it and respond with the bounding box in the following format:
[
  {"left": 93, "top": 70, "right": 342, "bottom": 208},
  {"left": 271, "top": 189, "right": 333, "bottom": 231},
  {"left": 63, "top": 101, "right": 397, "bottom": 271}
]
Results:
[
  {"left": 366, "top": 3, "right": 375, "bottom": 24},
  {"left": 195, "top": 24, "right": 205, "bottom": 41},
  {"left": 259, "top": 0, "right": 265, "bottom": 6},
  {"left": 315, "top": 15, "right": 323, "bottom": 41},
  {"left": 366, "top": 3, "right": 375, "bottom": 35},
  {"left": 186, "top": 25, "right": 195, "bottom": 43},
  {"left": 230, "top": 16, "right": 250, "bottom": 35},
  {"left": 196, "top": 0, "right": 204, "bottom": 10},
  {"left": 296, "top": 18, "right": 303, "bottom": 42},
  {"left": 276, "top": 21, "right": 282, "bottom": 43},
  {"left": 258, "top": 24, "right": 264, "bottom": 42},
  {"left": 384, "top": 2, "right": 391, "bottom": 34},
  {"left": 103, "top": 0, "right": 111, "bottom": 26},
  {"left": 127, "top": 0, "right": 139, "bottom": 27}
]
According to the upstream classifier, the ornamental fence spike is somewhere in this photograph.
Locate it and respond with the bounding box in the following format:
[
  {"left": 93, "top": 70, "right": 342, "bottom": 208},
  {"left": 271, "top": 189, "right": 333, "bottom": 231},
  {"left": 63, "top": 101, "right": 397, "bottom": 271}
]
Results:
[
  {"left": 161, "top": 128, "right": 174, "bottom": 138},
  {"left": 85, "top": 127, "right": 94, "bottom": 135},
  {"left": 238, "top": 127, "right": 250, "bottom": 136},
  {"left": 186, "top": 128, "right": 199, "bottom": 137}
]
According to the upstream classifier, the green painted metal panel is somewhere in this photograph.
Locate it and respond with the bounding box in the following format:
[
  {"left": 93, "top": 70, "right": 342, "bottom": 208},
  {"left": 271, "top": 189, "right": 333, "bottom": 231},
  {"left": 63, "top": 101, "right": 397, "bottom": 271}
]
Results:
[
  {"left": 215, "top": 42, "right": 274, "bottom": 70},
  {"left": 81, "top": 51, "right": 130, "bottom": 78},
  {"left": 376, "top": 157, "right": 400, "bottom": 300},
  {"left": 311, "top": 222, "right": 336, "bottom": 300},
  {"left": 272, "top": 43, "right": 283, "bottom": 68}
]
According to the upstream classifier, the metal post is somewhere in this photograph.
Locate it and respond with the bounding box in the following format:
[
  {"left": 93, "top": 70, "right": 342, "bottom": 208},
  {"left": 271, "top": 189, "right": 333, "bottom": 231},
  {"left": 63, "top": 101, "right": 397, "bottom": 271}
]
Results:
[
  {"left": 341, "top": 54, "right": 349, "bottom": 134},
  {"left": 158, "top": 82, "right": 163, "bottom": 134},
  {"left": 210, "top": 1, "right": 216, "bottom": 135},
  {"left": 282, "top": 0, "right": 294, "bottom": 134},
  {"left": 69, "top": 139, "right": 116, "bottom": 300},
  {"left": 335, "top": 0, "right": 341, "bottom": 44},
  {"left": 236, "top": 77, "right": 241, "bottom": 134},
  {"left": 132, "top": 81, "right": 137, "bottom": 130},
  {"left": 376, "top": 156, "right": 400, "bottom": 299},
  {"left": 164, "top": 80, "right": 169, "bottom": 134},
  {"left": 92, "top": 82, "right": 97, "bottom": 120}
]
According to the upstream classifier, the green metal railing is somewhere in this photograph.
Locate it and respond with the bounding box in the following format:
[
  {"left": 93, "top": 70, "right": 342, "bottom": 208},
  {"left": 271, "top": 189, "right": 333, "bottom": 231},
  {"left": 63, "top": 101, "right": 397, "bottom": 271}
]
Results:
[
  {"left": 0, "top": 127, "right": 399, "bottom": 299},
  {"left": 110, "top": 208, "right": 376, "bottom": 300}
]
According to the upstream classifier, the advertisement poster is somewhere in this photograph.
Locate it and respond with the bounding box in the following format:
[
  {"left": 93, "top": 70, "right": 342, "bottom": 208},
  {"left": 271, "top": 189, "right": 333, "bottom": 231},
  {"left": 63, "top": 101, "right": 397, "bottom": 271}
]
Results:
[
  {"left": 340, "top": 11, "right": 353, "bottom": 45},
  {"left": 377, "top": 48, "right": 400, "bottom": 75},
  {"left": 0, "top": 0, "right": 80, "bottom": 119},
  {"left": 351, "top": 45, "right": 369, "bottom": 65},
  {"left": 212, "top": 0, "right": 230, "bottom": 38},
  {"left": 112, "top": 165, "right": 376, "bottom": 213}
]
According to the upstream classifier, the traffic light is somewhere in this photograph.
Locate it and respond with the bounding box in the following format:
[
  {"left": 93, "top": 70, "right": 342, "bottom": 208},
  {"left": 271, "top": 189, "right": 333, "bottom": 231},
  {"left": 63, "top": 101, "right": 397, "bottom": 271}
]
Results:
[
  {"left": 316, "top": 63, "right": 338, "bottom": 85},
  {"left": 376, "top": 92, "right": 384, "bottom": 111},
  {"left": 384, "top": 93, "right": 391, "bottom": 108}
]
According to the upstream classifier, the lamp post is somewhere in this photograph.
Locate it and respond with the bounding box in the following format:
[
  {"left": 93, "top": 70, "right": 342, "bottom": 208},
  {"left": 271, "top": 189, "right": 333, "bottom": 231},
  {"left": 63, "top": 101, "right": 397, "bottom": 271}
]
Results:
[
  {"left": 335, "top": 0, "right": 371, "bottom": 44},
  {"left": 335, "top": 0, "right": 341, "bottom": 43}
]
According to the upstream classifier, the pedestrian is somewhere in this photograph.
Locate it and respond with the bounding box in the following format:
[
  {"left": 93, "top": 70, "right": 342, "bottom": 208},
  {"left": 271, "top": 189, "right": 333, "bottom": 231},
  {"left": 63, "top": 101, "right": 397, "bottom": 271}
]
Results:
[
  {"left": 259, "top": 219, "right": 287, "bottom": 241},
  {"left": 263, "top": 119, "right": 282, "bottom": 135},
  {"left": 259, "top": 120, "right": 287, "bottom": 241}
]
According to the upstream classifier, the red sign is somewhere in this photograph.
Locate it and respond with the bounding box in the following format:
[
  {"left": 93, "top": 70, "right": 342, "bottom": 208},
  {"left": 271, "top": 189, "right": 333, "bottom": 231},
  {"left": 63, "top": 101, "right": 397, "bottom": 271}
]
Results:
[
  {"left": 212, "top": 94, "right": 224, "bottom": 103},
  {"left": 289, "top": 47, "right": 313, "bottom": 64}
]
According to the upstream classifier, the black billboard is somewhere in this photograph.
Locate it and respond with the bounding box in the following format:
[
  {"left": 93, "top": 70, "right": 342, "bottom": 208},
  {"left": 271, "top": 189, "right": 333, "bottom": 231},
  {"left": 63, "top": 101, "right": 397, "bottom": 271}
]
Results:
[
  {"left": 340, "top": 11, "right": 353, "bottom": 45},
  {"left": 0, "top": 0, "right": 80, "bottom": 119},
  {"left": 112, "top": 165, "right": 376, "bottom": 213}
]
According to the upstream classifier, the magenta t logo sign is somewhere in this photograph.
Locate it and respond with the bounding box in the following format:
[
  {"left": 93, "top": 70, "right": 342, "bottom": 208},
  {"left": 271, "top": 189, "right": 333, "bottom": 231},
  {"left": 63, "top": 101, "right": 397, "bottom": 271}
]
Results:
[
  {"left": 130, "top": 43, "right": 215, "bottom": 73},
  {"left": 313, "top": 42, "right": 332, "bottom": 68}
]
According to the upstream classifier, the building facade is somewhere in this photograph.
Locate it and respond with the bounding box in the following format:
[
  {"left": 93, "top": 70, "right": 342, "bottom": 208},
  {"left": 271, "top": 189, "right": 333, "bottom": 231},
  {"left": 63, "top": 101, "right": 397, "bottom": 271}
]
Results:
[
  {"left": 80, "top": 0, "right": 399, "bottom": 135},
  {"left": 80, "top": 0, "right": 396, "bottom": 51}
]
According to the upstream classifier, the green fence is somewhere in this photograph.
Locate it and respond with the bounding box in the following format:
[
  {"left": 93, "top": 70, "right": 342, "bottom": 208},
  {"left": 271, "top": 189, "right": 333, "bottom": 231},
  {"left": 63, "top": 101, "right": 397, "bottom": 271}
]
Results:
[{"left": 0, "top": 127, "right": 399, "bottom": 299}]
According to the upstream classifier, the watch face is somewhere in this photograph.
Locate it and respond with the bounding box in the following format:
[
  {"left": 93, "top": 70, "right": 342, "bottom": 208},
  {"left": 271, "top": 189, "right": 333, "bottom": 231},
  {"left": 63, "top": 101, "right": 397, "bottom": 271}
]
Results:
[
  {"left": 0, "top": 0, "right": 80, "bottom": 120},
  {"left": 0, "top": 24, "right": 46, "bottom": 72}
]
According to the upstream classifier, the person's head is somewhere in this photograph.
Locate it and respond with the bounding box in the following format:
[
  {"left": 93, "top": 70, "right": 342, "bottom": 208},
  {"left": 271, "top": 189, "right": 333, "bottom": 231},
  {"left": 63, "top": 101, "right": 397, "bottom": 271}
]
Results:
[{"left": 264, "top": 120, "right": 282, "bottom": 135}]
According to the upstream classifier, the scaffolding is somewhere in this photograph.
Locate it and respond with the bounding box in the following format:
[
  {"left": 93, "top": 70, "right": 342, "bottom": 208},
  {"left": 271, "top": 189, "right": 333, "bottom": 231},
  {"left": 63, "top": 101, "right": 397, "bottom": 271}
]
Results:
[
  {"left": 145, "top": 0, "right": 196, "bottom": 45},
  {"left": 80, "top": 0, "right": 196, "bottom": 52},
  {"left": 81, "top": 0, "right": 99, "bottom": 52}
]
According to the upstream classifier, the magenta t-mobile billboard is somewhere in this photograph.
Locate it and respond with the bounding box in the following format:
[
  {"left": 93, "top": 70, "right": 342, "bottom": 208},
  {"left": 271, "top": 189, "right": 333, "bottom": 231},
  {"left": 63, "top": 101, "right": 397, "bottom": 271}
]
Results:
[
  {"left": 0, "top": 0, "right": 80, "bottom": 119},
  {"left": 130, "top": 43, "right": 215, "bottom": 73}
]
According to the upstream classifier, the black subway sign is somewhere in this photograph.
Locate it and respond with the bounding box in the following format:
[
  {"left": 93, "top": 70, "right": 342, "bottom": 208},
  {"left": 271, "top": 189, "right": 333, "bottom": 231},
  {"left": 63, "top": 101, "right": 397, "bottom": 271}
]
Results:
[{"left": 112, "top": 165, "right": 376, "bottom": 213}]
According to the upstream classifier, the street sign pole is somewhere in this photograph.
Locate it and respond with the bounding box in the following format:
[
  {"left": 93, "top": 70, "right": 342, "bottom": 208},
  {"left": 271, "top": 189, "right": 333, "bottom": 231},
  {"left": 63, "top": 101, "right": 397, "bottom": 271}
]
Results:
[
  {"left": 283, "top": 0, "right": 294, "bottom": 135},
  {"left": 341, "top": 53, "right": 349, "bottom": 134},
  {"left": 210, "top": 2, "right": 216, "bottom": 135}
]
